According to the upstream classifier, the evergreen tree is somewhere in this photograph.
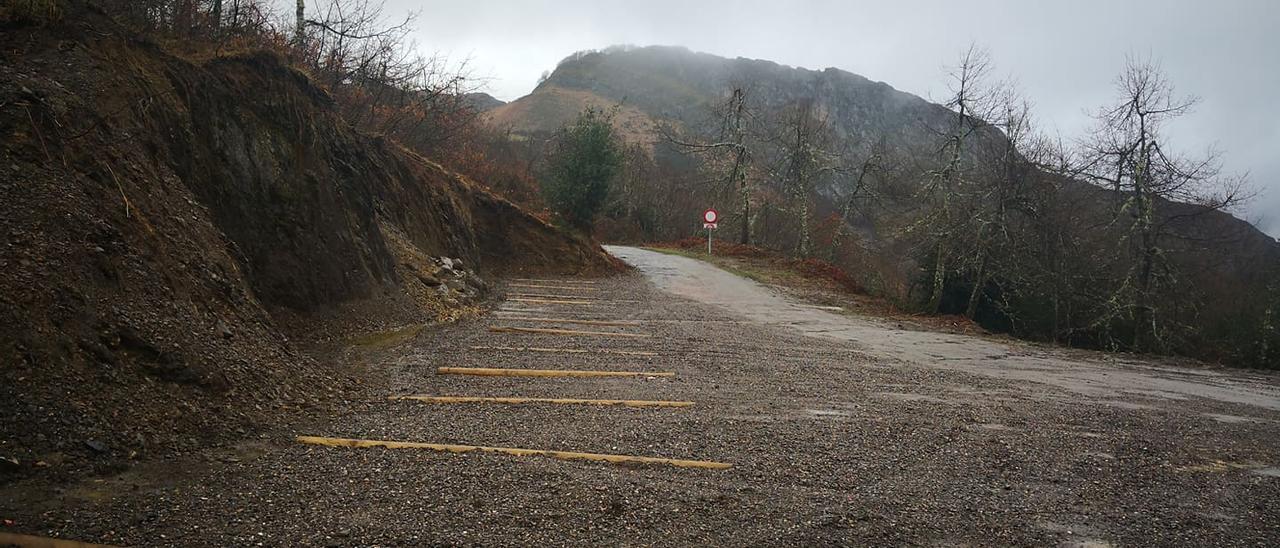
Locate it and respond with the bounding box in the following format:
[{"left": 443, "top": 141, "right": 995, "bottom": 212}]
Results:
[{"left": 543, "top": 106, "right": 624, "bottom": 231}]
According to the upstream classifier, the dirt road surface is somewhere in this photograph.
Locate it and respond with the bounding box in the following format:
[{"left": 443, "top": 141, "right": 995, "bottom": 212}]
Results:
[
  {"left": 3, "top": 246, "right": 1279, "bottom": 546},
  {"left": 607, "top": 246, "right": 1280, "bottom": 411}
]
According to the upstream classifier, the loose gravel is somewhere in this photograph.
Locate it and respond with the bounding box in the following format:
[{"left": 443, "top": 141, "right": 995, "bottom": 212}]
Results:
[{"left": 2, "top": 272, "right": 1279, "bottom": 546}]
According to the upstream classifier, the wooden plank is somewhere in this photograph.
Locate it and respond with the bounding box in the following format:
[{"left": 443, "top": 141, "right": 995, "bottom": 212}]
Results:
[
  {"left": 0, "top": 533, "right": 118, "bottom": 548},
  {"left": 488, "top": 326, "right": 649, "bottom": 338},
  {"left": 296, "top": 436, "right": 730, "bottom": 470},
  {"left": 508, "top": 295, "right": 640, "bottom": 304},
  {"left": 509, "top": 298, "right": 595, "bottom": 305},
  {"left": 389, "top": 395, "right": 694, "bottom": 407},
  {"left": 509, "top": 293, "right": 599, "bottom": 300},
  {"left": 510, "top": 284, "right": 600, "bottom": 291},
  {"left": 496, "top": 316, "right": 641, "bottom": 327},
  {"left": 512, "top": 277, "right": 596, "bottom": 282},
  {"left": 468, "top": 345, "right": 658, "bottom": 357},
  {"left": 437, "top": 367, "right": 673, "bottom": 378},
  {"left": 511, "top": 278, "right": 599, "bottom": 284}
]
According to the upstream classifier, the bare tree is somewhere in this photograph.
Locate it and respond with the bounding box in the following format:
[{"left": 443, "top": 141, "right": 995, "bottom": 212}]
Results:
[
  {"left": 723, "top": 88, "right": 752, "bottom": 245},
  {"left": 914, "top": 44, "right": 1003, "bottom": 313},
  {"left": 1080, "top": 55, "right": 1250, "bottom": 351},
  {"left": 828, "top": 139, "right": 889, "bottom": 261},
  {"left": 957, "top": 89, "right": 1040, "bottom": 319},
  {"left": 662, "top": 87, "right": 756, "bottom": 244},
  {"left": 772, "top": 97, "right": 839, "bottom": 257}
]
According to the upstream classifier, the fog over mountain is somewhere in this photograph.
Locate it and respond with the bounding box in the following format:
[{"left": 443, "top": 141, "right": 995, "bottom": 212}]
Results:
[{"left": 378, "top": 0, "right": 1280, "bottom": 237}]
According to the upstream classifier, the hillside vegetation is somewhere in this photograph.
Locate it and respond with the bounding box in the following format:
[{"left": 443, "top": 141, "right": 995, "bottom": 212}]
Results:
[{"left": 488, "top": 45, "right": 1280, "bottom": 368}]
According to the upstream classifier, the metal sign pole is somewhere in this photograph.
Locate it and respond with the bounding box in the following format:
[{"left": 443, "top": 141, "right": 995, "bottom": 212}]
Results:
[{"left": 702, "top": 208, "right": 718, "bottom": 256}]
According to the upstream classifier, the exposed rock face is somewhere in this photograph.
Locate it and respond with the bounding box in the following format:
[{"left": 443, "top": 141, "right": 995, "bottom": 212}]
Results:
[{"left": 488, "top": 45, "right": 965, "bottom": 165}]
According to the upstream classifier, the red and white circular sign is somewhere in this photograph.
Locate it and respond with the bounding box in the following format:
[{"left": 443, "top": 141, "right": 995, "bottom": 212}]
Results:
[{"left": 702, "top": 209, "right": 719, "bottom": 224}]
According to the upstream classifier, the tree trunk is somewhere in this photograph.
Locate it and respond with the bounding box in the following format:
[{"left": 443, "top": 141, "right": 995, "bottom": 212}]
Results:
[
  {"left": 1131, "top": 122, "right": 1156, "bottom": 352},
  {"left": 739, "top": 174, "right": 751, "bottom": 245},
  {"left": 1051, "top": 287, "right": 1061, "bottom": 344},
  {"left": 729, "top": 89, "right": 750, "bottom": 245},
  {"left": 828, "top": 227, "right": 845, "bottom": 262},
  {"left": 927, "top": 243, "right": 947, "bottom": 314},
  {"left": 211, "top": 0, "right": 223, "bottom": 35},
  {"left": 796, "top": 196, "right": 811, "bottom": 257},
  {"left": 1135, "top": 228, "right": 1156, "bottom": 350},
  {"left": 830, "top": 197, "right": 853, "bottom": 262},
  {"left": 965, "top": 254, "right": 986, "bottom": 319},
  {"left": 294, "top": 0, "right": 306, "bottom": 45}
]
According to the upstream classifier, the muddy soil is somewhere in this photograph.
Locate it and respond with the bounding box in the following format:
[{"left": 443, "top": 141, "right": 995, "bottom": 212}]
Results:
[
  {"left": 2, "top": 253, "right": 1279, "bottom": 546},
  {"left": 1, "top": 7, "right": 619, "bottom": 485}
]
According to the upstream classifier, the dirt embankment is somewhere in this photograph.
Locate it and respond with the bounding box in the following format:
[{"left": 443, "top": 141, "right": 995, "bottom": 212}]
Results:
[{"left": 0, "top": 3, "right": 616, "bottom": 482}]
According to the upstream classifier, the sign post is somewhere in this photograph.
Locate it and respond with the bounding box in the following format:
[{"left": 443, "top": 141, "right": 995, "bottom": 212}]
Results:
[{"left": 702, "top": 209, "right": 719, "bottom": 255}]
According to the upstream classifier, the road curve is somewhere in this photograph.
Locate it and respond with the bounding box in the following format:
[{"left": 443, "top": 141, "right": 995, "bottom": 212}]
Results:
[{"left": 608, "top": 245, "right": 1280, "bottom": 411}]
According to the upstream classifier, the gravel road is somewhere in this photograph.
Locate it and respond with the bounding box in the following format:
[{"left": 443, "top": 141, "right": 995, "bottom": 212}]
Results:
[{"left": 3, "top": 247, "right": 1279, "bottom": 546}]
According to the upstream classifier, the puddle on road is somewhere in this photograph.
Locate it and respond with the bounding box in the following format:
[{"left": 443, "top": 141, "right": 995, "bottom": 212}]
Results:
[{"left": 1252, "top": 467, "right": 1280, "bottom": 478}]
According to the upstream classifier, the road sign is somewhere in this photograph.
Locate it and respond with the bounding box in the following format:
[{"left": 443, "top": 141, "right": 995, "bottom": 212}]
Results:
[{"left": 701, "top": 209, "right": 719, "bottom": 255}]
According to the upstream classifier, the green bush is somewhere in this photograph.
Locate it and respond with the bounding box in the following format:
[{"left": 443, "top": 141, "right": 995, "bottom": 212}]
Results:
[{"left": 542, "top": 106, "right": 623, "bottom": 231}]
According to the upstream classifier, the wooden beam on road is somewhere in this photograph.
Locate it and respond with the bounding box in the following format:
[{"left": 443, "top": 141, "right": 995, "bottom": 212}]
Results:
[
  {"left": 296, "top": 436, "right": 730, "bottom": 470},
  {"left": 510, "top": 284, "right": 599, "bottom": 291},
  {"left": 496, "top": 317, "right": 641, "bottom": 327},
  {"left": 512, "top": 278, "right": 599, "bottom": 285},
  {"left": 504, "top": 297, "right": 593, "bottom": 306},
  {"left": 437, "top": 367, "right": 673, "bottom": 378},
  {"left": 509, "top": 296, "right": 640, "bottom": 304},
  {"left": 389, "top": 395, "right": 694, "bottom": 407},
  {"left": 468, "top": 345, "right": 658, "bottom": 357},
  {"left": 488, "top": 326, "right": 649, "bottom": 338},
  {"left": 510, "top": 293, "right": 599, "bottom": 300}
]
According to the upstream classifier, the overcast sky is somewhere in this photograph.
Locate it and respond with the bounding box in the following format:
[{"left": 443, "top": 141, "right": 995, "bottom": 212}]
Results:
[{"left": 366, "top": 0, "right": 1279, "bottom": 236}]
